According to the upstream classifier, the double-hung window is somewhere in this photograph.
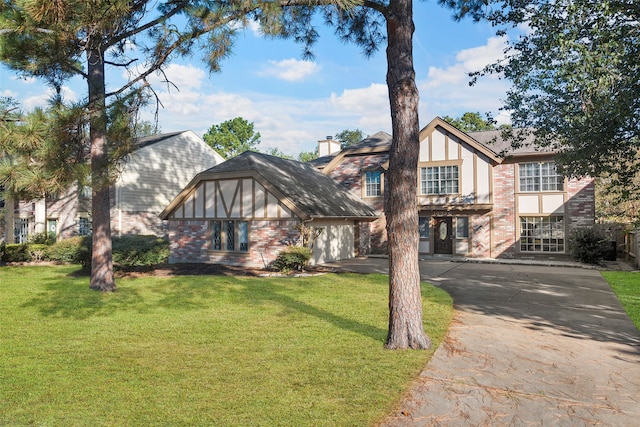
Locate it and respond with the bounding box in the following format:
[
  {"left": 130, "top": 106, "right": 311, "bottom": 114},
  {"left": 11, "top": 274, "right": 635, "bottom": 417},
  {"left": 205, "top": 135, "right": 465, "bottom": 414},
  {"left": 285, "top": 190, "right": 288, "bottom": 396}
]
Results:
[
  {"left": 364, "top": 171, "right": 382, "bottom": 197},
  {"left": 211, "top": 220, "right": 249, "bottom": 252},
  {"left": 519, "top": 162, "right": 564, "bottom": 192},
  {"left": 421, "top": 165, "right": 459, "bottom": 195}
]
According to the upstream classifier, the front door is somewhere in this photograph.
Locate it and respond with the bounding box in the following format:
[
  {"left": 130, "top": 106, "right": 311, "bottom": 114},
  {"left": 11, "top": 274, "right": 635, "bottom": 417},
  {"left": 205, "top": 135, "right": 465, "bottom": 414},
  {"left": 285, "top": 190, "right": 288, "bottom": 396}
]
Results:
[
  {"left": 433, "top": 217, "right": 453, "bottom": 254},
  {"left": 47, "top": 219, "right": 57, "bottom": 242}
]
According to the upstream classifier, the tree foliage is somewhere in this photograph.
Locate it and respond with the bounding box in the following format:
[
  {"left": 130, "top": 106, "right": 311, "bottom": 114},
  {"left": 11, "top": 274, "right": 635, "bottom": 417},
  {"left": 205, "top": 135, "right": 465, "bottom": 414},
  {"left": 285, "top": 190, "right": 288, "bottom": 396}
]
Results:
[
  {"left": 442, "top": 112, "right": 496, "bottom": 132},
  {"left": 0, "top": 104, "right": 88, "bottom": 201},
  {"left": 334, "top": 128, "right": 365, "bottom": 148},
  {"left": 297, "top": 148, "right": 318, "bottom": 162},
  {"left": 0, "top": 0, "right": 249, "bottom": 291},
  {"left": 441, "top": 0, "right": 640, "bottom": 183},
  {"left": 203, "top": 117, "right": 261, "bottom": 159}
]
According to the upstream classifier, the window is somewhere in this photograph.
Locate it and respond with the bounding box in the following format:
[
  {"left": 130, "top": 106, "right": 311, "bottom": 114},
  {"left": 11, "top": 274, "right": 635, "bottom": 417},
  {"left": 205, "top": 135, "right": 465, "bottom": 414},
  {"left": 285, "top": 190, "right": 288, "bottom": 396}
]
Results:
[
  {"left": 421, "top": 166, "right": 459, "bottom": 195},
  {"left": 79, "top": 184, "right": 92, "bottom": 199},
  {"left": 211, "top": 220, "right": 249, "bottom": 252},
  {"left": 78, "top": 217, "right": 92, "bottom": 236},
  {"left": 418, "top": 216, "right": 430, "bottom": 239},
  {"left": 520, "top": 216, "right": 565, "bottom": 252},
  {"left": 364, "top": 171, "right": 382, "bottom": 197},
  {"left": 14, "top": 218, "right": 29, "bottom": 244},
  {"left": 519, "top": 162, "right": 564, "bottom": 192},
  {"left": 456, "top": 216, "right": 469, "bottom": 238}
]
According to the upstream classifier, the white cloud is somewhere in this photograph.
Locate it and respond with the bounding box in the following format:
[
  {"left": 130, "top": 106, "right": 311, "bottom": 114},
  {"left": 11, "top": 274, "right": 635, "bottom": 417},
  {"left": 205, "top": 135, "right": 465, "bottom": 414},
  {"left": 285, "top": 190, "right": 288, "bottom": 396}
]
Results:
[
  {"left": 419, "top": 36, "right": 511, "bottom": 124},
  {"left": 1, "top": 88, "right": 18, "bottom": 98},
  {"left": 147, "top": 63, "right": 206, "bottom": 91},
  {"left": 258, "top": 59, "right": 319, "bottom": 82},
  {"left": 21, "top": 85, "right": 78, "bottom": 110},
  {"left": 424, "top": 36, "right": 508, "bottom": 89}
]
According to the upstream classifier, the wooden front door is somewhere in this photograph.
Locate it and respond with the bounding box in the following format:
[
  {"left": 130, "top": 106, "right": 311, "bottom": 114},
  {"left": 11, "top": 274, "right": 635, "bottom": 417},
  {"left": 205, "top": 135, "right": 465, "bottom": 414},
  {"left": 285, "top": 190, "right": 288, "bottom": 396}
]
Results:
[{"left": 433, "top": 217, "right": 453, "bottom": 254}]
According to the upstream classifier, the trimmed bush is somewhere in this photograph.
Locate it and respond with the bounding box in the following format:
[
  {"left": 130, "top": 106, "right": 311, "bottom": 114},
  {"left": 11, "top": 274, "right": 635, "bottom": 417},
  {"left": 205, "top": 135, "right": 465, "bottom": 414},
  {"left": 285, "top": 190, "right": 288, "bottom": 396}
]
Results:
[
  {"left": 570, "top": 226, "right": 609, "bottom": 264},
  {"left": 271, "top": 246, "right": 312, "bottom": 272},
  {"left": 47, "top": 236, "right": 92, "bottom": 267},
  {"left": 112, "top": 235, "right": 169, "bottom": 269},
  {"left": 1, "top": 244, "right": 31, "bottom": 262}
]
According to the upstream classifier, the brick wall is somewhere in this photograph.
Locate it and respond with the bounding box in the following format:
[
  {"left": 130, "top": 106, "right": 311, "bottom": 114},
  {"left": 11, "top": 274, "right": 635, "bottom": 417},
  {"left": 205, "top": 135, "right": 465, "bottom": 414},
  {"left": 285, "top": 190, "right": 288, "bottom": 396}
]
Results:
[
  {"left": 327, "top": 153, "right": 389, "bottom": 254},
  {"left": 168, "top": 219, "right": 301, "bottom": 268},
  {"left": 471, "top": 213, "right": 492, "bottom": 257},
  {"left": 567, "top": 178, "right": 596, "bottom": 231},
  {"left": 492, "top": 163, "right": 517, "bottom": 258}
]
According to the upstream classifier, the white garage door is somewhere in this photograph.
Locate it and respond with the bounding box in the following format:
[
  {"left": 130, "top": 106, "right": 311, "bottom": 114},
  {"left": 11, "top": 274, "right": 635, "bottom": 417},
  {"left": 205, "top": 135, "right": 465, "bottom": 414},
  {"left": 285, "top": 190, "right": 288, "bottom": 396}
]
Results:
[{"left": 310, "top": 221, "right": 355, "bottom": 265}]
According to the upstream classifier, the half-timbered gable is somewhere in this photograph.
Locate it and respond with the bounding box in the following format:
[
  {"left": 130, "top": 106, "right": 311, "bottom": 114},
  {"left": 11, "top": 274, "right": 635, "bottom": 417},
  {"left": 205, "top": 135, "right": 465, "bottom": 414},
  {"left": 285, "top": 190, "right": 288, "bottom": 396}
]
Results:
[
  {"left": 161, "top": 151, "right": 377, "bottom": 268},
  {"left": 313, "top": 116, "right": 595, "bottom": 260}
]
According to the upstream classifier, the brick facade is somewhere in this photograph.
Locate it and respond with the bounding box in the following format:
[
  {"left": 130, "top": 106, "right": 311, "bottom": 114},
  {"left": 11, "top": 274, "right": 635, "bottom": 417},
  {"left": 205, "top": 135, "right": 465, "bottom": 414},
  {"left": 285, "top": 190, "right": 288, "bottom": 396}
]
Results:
[
  {"left": 492, "top": 163, "right": 517, "bottom": 258},
  {"left": 324, "top": 150, "right": 595, "bottom": 260},
  {"left": 326, "top": 153, "right": 388, "bottom": 254},
  {"left": 168, "top": 219, "right": 301, "bottom": 269}
]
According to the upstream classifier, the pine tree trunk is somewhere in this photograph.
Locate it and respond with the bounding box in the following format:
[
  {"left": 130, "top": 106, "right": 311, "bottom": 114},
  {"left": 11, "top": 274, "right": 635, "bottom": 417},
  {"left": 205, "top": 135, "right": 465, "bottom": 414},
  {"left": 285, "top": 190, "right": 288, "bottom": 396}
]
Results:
[
  {"left": 384, "top": 0, "right": 431, "bottom": 349},
  {"left": 87, "top": 44, "right": 116, "bottom": 292}
]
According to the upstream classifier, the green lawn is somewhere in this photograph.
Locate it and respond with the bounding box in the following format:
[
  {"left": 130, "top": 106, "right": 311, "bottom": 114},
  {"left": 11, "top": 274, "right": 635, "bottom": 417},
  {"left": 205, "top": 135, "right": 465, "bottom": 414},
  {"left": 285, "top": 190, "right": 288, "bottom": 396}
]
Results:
[
  {"left": 602, "top": 270, "right": 640, "bottom": 329},
  {"left": 0, "top": 265, "right": 453, "bottom": 427}
]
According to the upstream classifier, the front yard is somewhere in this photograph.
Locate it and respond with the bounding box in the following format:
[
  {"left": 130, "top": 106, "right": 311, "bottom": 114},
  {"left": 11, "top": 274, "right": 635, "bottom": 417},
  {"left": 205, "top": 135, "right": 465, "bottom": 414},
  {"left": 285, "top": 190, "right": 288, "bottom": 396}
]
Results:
[
  {"left": 602, "top": 270, "right": 640, "bottom": 329},
  {"left": 0, "top": 265, "right": 453, "bottom": 427}
]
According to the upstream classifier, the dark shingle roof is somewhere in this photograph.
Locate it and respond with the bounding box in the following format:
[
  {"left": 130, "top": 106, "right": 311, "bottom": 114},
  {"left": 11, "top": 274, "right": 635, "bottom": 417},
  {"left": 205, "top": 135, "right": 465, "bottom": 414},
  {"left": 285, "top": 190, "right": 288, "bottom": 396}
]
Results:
[
  {"left": 345, "top": 131, "right": 392, "bottom": 151},
  {"left": 199, "top": 151, "right": 377, "bottom": 220},
  {"left": 468, "top": 129, "right": 553, "bottom": 156}
]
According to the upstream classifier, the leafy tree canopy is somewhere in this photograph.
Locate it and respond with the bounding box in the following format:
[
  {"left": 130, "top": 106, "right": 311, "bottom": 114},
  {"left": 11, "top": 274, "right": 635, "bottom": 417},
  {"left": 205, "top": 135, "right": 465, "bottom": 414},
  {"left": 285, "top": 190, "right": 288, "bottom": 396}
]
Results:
[
  {"left": 297, "top": 148, "right": 318, "bottom": 162},
  {"left": 334, "top": 129, "right": 365, "bottom": 148},
  {"left": 440, "top": 0, "right": 640, "bottom": 183},
  {"left": 442, "top": 112, "right": 496, "bottom": 132},
  {"left": 203, "top": 117, "right": 261, "bottom": 159},
  {"left": 0, "top": 104, "right": 89, "bottom": 200}
]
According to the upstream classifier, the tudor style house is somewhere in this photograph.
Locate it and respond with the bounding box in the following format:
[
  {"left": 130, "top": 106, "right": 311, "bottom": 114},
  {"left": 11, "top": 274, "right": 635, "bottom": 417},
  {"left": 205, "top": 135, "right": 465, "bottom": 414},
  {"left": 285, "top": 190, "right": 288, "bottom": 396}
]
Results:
[
  {"left": 160, "top": 151, "right": 377, "bottom": 268},
  {"left": 1, "top": 130, "right": 223, "bottom": 243},
  {"left": 161, "top": 116, "right": 595, "bottom": 267},
  {"left": 314, "top": 117, "right": 594, "bottom": 259}
]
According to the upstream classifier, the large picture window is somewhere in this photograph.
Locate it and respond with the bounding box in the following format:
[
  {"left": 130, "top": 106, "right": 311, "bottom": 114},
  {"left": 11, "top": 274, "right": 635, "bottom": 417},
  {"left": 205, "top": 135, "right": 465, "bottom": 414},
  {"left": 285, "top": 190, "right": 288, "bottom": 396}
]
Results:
[
  {"left": 420, "top": 165, "right": 459, "bottom": 195},
  {"left": 519, "top": 162, "right": 564, "bottom": 192},
  {"left": 364, "top": 171, "right": 382, "bottom": 197},
  {"left": 520, "top": 216, "right": 565, "bottom": 252},
  {"left": 211, "top": 220, "right": 249, "bottom": 252}
]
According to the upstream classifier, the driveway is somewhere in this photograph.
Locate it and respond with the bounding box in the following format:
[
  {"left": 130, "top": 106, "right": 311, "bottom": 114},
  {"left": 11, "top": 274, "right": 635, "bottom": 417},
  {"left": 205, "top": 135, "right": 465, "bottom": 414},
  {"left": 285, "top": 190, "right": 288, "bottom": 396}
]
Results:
[{"left": 326, "top": 258, "right": 640, "bottom": 426}]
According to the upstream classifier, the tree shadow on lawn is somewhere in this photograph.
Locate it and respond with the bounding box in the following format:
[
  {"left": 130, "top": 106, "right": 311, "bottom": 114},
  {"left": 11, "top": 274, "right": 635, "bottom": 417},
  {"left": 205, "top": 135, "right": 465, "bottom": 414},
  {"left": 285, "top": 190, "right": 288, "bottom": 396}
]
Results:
[{"left": 19, "top": 268, "right": 388, "bottom": 342}]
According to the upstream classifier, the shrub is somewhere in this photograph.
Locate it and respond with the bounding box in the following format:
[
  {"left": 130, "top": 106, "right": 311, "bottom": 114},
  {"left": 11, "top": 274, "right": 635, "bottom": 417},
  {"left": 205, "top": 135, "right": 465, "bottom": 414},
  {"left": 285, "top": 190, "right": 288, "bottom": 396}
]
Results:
[
  {"left": 1, "top": 244, "right": 31, "bottom": 262},
  {"left": 570, "top": 226, "right": 610, "bottom": 264},
  {"left": 47, "top": 236, "right": 92, "bottom": 267},
  {"left": 271, "top": 246, "right": 312, "bottom": 273},
  {"left": 112, "top": 235, "right": 169, "bottom": 269},
  {"left": 28, "top": 244, "right": 50, "bottom": 261},
  {"left": 28, "top": 232, "right": 53, "bottom": 245}
]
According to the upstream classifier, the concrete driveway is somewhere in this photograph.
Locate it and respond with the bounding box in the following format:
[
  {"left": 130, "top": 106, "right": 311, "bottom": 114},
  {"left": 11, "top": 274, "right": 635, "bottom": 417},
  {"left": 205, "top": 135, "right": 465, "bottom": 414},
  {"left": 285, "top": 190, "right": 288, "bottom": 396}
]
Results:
[{"left": 326, "top": 258, "right": 640, "bottom": 426}]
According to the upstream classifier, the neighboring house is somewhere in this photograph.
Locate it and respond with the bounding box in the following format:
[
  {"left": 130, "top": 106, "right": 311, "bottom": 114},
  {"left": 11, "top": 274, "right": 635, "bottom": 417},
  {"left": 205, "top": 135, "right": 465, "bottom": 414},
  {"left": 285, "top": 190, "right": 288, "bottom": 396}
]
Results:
[
  {"left": 1, "top": 130, "right": 224, "bottom": 243},
  {"left": 159, "top": 151, "right": 378, "bottom": 268},
  {"left": 315, "top": 117, "right": 594, "bottom": 259}
]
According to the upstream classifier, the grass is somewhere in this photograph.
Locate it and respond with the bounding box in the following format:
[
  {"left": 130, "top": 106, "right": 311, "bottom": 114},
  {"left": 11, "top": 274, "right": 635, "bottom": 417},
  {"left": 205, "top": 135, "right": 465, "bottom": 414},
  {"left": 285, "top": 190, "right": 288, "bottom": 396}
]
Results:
[
  {"left": 602, "top": 270, "right": 640, "bottom": 329},
  {"left": 0, "top": 265, "right": 453, "bottom": 427}
]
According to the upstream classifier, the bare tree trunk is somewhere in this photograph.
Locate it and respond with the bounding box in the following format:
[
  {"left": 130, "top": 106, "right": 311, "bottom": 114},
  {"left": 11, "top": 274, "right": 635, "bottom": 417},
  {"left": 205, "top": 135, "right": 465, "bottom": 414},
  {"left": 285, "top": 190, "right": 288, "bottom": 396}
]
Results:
[
  {"left": 87, "top": 44, "right": 115, "bottom": 292},
  {"left": 384, "top": 0, "right": 431, "bottom": 349}
]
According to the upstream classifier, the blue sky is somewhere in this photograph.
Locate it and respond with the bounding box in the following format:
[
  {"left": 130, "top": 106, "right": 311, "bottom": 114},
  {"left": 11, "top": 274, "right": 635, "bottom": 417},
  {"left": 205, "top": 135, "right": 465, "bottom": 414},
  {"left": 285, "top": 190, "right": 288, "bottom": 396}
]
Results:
[{"left": 0, "top": 1, "right": 515, "bottom": 156}]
